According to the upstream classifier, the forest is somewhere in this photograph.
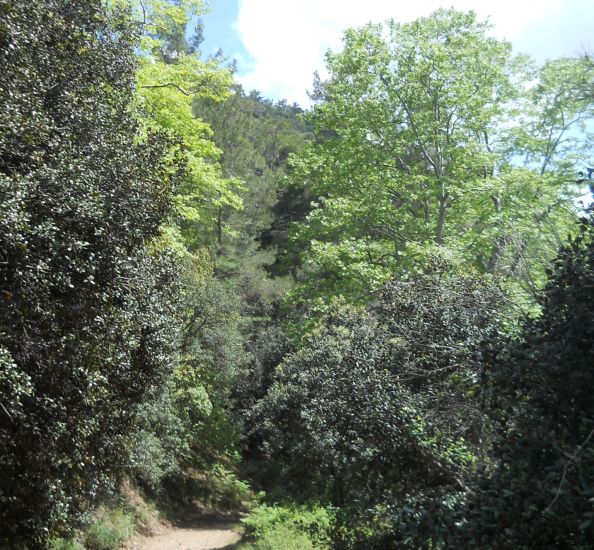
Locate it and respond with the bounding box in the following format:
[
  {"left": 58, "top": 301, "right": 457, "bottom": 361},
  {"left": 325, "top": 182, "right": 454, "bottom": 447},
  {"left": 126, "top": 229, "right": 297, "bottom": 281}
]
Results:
[{"left": 1, "top": 1, "right": 593, "bottom": 549}]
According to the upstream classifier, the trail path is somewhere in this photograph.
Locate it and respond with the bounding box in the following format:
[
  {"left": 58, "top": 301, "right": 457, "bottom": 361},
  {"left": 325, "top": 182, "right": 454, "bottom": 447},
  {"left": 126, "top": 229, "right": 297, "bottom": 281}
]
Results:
[{"left": 125, "top": 521, "right": 241, "bottom": 550}]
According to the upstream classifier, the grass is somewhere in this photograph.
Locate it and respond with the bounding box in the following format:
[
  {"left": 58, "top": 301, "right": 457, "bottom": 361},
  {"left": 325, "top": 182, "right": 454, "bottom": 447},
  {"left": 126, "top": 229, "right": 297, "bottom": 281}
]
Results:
[
  {"left": 84, "top": 507, "right": 136, "bottom": 550},
  {"left": 236, "top": 524, "right": 315, "bottom": 550}
]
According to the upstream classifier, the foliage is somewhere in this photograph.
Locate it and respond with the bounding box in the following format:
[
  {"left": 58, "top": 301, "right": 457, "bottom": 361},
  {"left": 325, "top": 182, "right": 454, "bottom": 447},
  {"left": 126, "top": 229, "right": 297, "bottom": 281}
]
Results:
[
  {"left": 452, "top": 210, "right": 594, "bottom": 549},
  {"left": 375, "top": 261, "right": 509, "bottom": 449},
  {"left": 250, "top": 264, "right": 505, "bottom": 505},
  {"left": 192, "top": 86, "right": 311, "bottom": 472},
  {"left": 0, "top": 0, "right": 183, "bottom": 544},
  {"left": 127, "top": 259, "right": 250, "bottom": 494},
  {"left": 129, "top": 385, "right": 189, "bottom": 491},
  {"left": 248, "top": 262, "right": 508, "bottom": 546},
  {"left": 194, "top": 86, "right": 312, "bottom": 259},
  {"left": 203, "top": 463, "right": 252, "bottom": 511},
  {"left": 47, "top": 539, "right": 85, "bottom": 550},
  {"left": 84, "top": 508, "right": 136, "bottom": 550},
  {"left": 241, "top": 503, "right": 333, "bottom": 549},
  {"left": 238, "top": 524, "right": 315, "bottom": 550},
  {"left": 155, "top": 459, "right": 252, "bottom": 519},
  {"left": 176, "top": 267, "right": 249, "bottom": 457},
  {"left": 121, "top": 0, "right": 241, "bottom": 255},
  {"left": 3, "top": 2, "right": 593, "bottom": 547},
  {"left": 511, "top": 56, "right": 594, "bottom": 174},
  {"left": 329, "top": 489, "right": 467, "bottom": 549},
  {"left": 284, "top": 9, "right": 585, "bottom": 315}
]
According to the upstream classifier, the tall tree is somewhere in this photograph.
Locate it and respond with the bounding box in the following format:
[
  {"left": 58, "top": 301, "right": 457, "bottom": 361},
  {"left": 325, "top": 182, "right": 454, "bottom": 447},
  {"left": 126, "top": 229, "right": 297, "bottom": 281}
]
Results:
[
  {"left": 0, "top": 1, "right": 183, "bottom": 544},
  {"left": 285, "top": 9, "right": 586, "bottom": 311},
  {"left": 128, "top": 0, "right": 241, "bottom": 255},
  {"left": 194, "top": 85, "right": 312, "bottom": 264}
]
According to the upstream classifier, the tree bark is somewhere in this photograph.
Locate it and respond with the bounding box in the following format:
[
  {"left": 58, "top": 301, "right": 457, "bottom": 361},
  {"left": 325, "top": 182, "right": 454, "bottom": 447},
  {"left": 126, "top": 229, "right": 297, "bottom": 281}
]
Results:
[{"left": 435, "top": 192, "right": 448, "bottom": 245}]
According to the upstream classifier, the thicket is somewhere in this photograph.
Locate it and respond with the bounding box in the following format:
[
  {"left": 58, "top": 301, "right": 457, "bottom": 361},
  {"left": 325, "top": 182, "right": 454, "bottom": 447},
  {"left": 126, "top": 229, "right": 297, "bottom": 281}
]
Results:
[
  {"left": 452, "top": 212, "right": 594, "bottom": 549},
  {"left": 1, "top": 2, "right": 594, "bottom": 549},
  {"left": 0, "top": 0, "right": 259, "bottom": 545},
  {"left": 0, "top": 1, "right": 183, "bottom": 545}
]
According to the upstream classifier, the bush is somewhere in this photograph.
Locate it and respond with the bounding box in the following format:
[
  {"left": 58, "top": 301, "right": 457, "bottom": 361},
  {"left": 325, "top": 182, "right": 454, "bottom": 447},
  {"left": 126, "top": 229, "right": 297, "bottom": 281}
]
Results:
[
  {"left": 453, "top": 213, "right": 594, "bottom": 548},
  {"left": 205, "top": 464, "right": 252, "bottom": 511},
  {"left": 0, "top": 0, "right": 183, "bottom": 544},
  {"left": 242, "top": 503, "right": 333, "bottom": 549},
  {"left": 250, "top": 301, "right": 481, "bottom": 506},
  {"left": 239, "top": 524, "right": 315, "bottom": 550},
  {"left": 84, "top": 509, "right": 136, "bottom": 550}
]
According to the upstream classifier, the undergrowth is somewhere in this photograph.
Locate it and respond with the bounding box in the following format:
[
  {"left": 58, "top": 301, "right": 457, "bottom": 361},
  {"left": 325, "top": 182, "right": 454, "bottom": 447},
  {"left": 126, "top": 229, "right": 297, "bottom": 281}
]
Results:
[{"left": 239, "top": 501, "right": 334, "bottom": 549}]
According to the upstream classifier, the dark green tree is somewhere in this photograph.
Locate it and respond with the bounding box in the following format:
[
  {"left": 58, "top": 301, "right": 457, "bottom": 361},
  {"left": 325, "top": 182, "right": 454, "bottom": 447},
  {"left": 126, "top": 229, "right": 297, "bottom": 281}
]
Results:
[
  {"left": 249, "top": 305, "right": 451, "bottom": 506},
  {"left": 455, "top": 210, "right": 594, "bottom": 549},
  {"left": 0, "top": 1, "right": 183, "bottom": 544},
  {"left": 248, "top": 265, "right": 506, "bottom": 547},
  {"left": 193, "top": 84, "right": 312, "bottom": 265}
]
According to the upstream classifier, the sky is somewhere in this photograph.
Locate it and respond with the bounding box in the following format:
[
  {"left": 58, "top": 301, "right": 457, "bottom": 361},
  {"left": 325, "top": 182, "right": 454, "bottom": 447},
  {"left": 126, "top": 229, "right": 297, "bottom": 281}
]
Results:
[{"left": 200, "top": 0, "right": 594, "bottom": 107}]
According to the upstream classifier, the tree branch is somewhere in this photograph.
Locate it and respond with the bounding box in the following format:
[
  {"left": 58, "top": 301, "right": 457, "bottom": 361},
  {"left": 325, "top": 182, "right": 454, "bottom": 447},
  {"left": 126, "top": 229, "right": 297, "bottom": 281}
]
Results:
[
  {"left": 543, "top": 427, "right": 594, "bottom": 515},
  {"left": 377, "top": 73, "right": 439, "bottom": 174},
  {"left": 136, "top": 0, "right": 169, "bottom": 33},
  {"left": 0, "top": 401, "right": 14, "bottom": 420},
  {"left": 141, "top": 83, "right": 191, "bottom": 96}
]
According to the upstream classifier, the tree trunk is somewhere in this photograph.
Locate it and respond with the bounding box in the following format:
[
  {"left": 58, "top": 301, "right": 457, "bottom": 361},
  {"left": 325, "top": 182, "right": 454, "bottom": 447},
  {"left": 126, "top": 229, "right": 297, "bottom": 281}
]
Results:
[
  {"left": 435, "top": 192, "right": 448, "bottom": 245},
  {"left": 216, "top": 206, "right": 223, "bottom": 253},
  {"left": 487, "top": 235, "right": 506, "bottom": 272}
]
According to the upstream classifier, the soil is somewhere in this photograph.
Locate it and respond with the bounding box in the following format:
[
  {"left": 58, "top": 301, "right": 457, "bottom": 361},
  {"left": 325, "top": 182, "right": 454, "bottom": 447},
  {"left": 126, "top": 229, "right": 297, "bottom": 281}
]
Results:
[{"left": 124, "top": 520, "right": 242, "bottom": 550}]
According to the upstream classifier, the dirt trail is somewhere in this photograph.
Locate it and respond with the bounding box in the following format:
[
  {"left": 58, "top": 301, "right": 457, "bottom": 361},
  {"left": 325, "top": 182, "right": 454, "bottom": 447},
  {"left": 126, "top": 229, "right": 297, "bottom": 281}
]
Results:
[{"left": 124, "top": 521, "right": 242, "bottom": 550}]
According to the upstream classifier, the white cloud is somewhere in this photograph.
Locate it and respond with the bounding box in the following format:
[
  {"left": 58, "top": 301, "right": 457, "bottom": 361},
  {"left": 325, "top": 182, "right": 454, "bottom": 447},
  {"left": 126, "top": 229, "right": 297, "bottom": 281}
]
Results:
[{"left": 234, "top": 0, "right": 593, "bottom": 106}]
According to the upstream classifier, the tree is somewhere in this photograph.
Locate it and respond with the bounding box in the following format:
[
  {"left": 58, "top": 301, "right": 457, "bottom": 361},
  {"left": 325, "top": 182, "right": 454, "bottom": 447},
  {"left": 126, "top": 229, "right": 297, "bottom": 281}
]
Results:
[
  {"left": 0, "top": 1, "right": 183, "bottom": 544},
  {"left": 511, "top": 56, "right": 594, "bottom": 175},
  {"left": 127, "top": 0, "right": 241, "bottom": 256},
  {"left": 249, "top": 263, "right": 506, "bottom": 546},
  {"left": 285, "top": 9, "right": 583, "bottom": 312},
  {"left": 454, "top": 210, "right": 594, "bottom": 549},
  {"left": 193, "top": 85, "right": 312, "bottom": 264},
  {"left": 250, "top": 305, "right": 452, "bottom": 507}
]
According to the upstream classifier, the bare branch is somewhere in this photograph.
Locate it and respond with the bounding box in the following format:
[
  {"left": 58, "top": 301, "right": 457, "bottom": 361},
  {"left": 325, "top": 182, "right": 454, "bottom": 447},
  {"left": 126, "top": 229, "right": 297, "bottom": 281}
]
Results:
[
  {"left": 135, "top": 0, "right": 169, "bottom": 33},
  {"left": 0, "top": 402, "right": 14, "bottom": 420},
  {"left": 543, "top": 427, "right": 594, "bottom": 516}
]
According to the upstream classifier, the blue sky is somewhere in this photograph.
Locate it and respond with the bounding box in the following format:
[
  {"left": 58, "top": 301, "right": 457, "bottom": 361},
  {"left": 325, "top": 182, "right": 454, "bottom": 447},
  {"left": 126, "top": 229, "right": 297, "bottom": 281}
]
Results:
[
  {"left": 200, "top": 1, "right": 250, "bottom": 65},
  {"left": 200, "top": 0, "right": 594, "bottom": 107}
]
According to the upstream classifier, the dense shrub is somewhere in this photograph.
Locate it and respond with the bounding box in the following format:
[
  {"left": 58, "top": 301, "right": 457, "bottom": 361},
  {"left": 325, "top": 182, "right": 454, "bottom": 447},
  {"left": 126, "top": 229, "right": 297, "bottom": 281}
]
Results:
[
  {"left": 239, "top": 524, "right": 315, "bottom": 550},
  {"left": 453, "top": 213, "right": 594, "bottom": 549},
  {"left": 248, "top": 264, "right": 507, "bottom": 547},
  {"left": 241, "top": 503, "right": 333, "bottom": 549},
  {"left": 0, "top": 0, "right": 183, "bottom": 544},
  {"left": 251, "top": 264, "right": 505, "bottom": 501}
]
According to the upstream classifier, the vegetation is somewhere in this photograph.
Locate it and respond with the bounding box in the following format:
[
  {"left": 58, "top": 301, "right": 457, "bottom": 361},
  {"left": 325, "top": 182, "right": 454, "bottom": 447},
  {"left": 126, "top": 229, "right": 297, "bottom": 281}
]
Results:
[
  {"left": 0, "top": 0, "right": 182, "bottom": 544},
  {"left": 286, "top": 9, "right": 586, "bottom": 318},
  {"left": 240, "top": 503, "right": 333, "bottom": 549},
  {"left": 0, "top": 1, "right": 593, "bottom": 549}
]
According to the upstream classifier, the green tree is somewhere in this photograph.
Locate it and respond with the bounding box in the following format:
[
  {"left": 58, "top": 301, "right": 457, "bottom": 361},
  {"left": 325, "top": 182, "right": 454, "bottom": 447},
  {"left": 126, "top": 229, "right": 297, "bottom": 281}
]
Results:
[
  {"left": 250, "top": 304, "right": 453, "bottom": 507},
  {"left": 0, "top": 0, "right": 184, "bottom": 545},
  {"left": 454, "top": 210, "right": 594, "bottom": 549},
  {"left": 285, "top": 9, "right": 584, "bottom": 313},
  {"left": 125, "top": 0, "right": 241, "bottom": 255},
  {"left": 511, "top": 56, "right": 594, "bottom": 175},
  {"left": 249, "top": 264, "right": 506, "bottom": 548},
  {"left": 120, "top": 2, "right": 253, "bottom": 490},
  {"left": 194, "top": 85, "right": 312, "bottom": 265}
]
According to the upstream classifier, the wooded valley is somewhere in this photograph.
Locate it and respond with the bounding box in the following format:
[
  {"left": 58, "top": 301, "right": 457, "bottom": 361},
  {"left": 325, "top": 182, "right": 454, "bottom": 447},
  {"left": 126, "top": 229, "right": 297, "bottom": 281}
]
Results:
[{"left": 1, "top": 1, "right": 594, "bottom": 548}]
